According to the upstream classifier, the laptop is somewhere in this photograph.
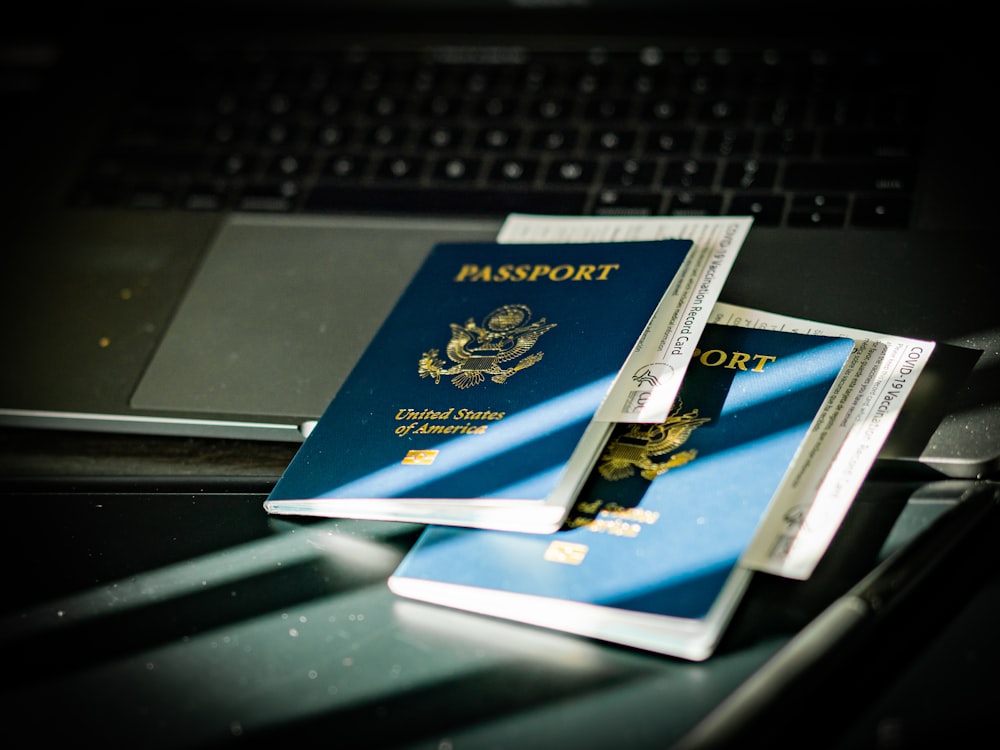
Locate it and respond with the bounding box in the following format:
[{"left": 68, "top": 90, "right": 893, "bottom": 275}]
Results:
[{"left": 1, "top": 1, "right": 996, "bottom": 478}]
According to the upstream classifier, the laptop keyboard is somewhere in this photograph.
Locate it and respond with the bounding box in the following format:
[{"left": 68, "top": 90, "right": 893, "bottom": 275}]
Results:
[{"left": 70, "top": 42, "right": 925, "bottom": 228}]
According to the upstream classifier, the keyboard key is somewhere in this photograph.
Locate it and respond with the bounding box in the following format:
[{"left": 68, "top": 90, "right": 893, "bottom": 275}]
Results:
[
  {"left": 648, "top": 128, "right": 696, "bottom": 154},
  {"left": 582, "top": 97, "right": 632, "bottom": 120},
  {"left": 694, "top": 97, "right": 749, "bottom": 124},
  {"left": 702, "top": 128, "right": 755, "bottom": 157},
  {"left": 851, "top": 195, "right": 911, "bottom": 228},
  {"left": 367, "top": 124, "right": 409, "bottom": 148},
  {"left": 603, "top": 158, "right": 657, "bottom": 188},
  {"left": 630, "top": 71, "right": 668, "bottom": 97},
  {"left": 594, "top": 189, "right": 664, "bottom": 215},
  {"left": 477, "top": 126, "right": 520, "bottom": 150},
  {"left": 324, "top": 154, "right": 367, "bottom": 180},
  {"left": 208, "top": 120, "right": 244, "bottom": 146},
  {"left": 183, "top": 183, "right": 231, "bottom": 211},
  {"left": 721, "top": 160, "right": 777, "bottom": 190},
  {"left": 757, "top": 96, "right": 807, "bottom": 127},
  {"left": 315, "top": 124, "right": 353, "bottom": 148},
  {"left": 432, "top": 156, "right": 482, "bottom": 182},
  {"left": 215, "top": 152, "right": 257, "bottom": 177},
  {"left": 528, "top": 96, "right": 573, "bottom": 120},
  {"left": 639, "top": 97, "right": 689, "bottom": 122},
  {"left": 472, "top": 96, "right": 517, "bottom": 118},
  {"left": 727, "top": 194, "right": 786, "bottom": 225},
  {"left": 587, "top": 128, "right": 637, "bottom": 152},
  {"left": 811, "top": 94, "right": 866, "bottom": 127},
  {"left": 267, "top": 153, "right": 311, "bottom": 178},
  {"left": 366, "top": 93, "right": 403, "bottom": 118},
  {"left": 317, "top": 92, "right": 354, "bottom": 117},
  {"left": 667, "top": 192, "right": 723, "bottom": 216},
  {"left": 759, "top": 128, "right": 816, "bottom": 156},
  {"left": 375, "top": 155, "right": 425, "bottom": 181},
  {"left": 258, "top": 120, "right": 297, "bottom": 146},
  {"left": 459, "top": 67, "right": 500, "bottom": 95},
  {"left": 238, "top": 182, "right": 301, "bottom": 211},
  {"left": 531, "top": 128, "right": 578, "bottom": 151},
  {"left": 788, "top": 194, "right": 848, "bottom": 227},
  {"left": 419, "top": 94, "right": 463, "bottom": 118},
  {"left": 421, "top": 125, "right": 464, "bottom": 149},
  {"left": 487, "top": 157, "right": 540, "bottom": 185},
  {"left": 663, "top": 159, "right": 716, "bottom": 188},
  {"left": 545, "top": 159, "right": 597, "bottom": 185}
]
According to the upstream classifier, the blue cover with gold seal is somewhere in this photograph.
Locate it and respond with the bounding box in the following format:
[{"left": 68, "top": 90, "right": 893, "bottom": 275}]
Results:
[
  {"left": 265, "top": 238, "right": 695, "bottom": 532},
  {"left": 388, "top": 324, "right": 857, "bottom": 659}
]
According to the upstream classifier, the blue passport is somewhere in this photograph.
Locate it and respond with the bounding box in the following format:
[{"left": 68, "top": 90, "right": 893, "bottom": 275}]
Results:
[
  {"left": 388, "top": 324, "right": 858, "bottom": 660},
  {"left": 265, "top": 238, "right": 695, "bottom": 532}
]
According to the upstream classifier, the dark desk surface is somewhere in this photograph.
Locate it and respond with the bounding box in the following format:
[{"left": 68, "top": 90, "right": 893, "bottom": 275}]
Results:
[{"left": 2, "top": 426, "right": 999, "bottom": 749}]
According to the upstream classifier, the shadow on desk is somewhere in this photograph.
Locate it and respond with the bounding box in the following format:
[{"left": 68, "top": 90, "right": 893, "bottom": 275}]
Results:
[{"left": 1, "top": 428, "right": 999, "bottom": 749}]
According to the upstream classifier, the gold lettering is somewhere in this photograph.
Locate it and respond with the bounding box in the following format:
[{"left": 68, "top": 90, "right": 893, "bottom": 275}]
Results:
[
  {"left": 453, "top": 263, "right": 622, "bottom": 281},
  {"left": 698, "top": 348, "right": 729, "bottom": 366},
  {"left": 594, "top": 263, "right": 619, "bottom": 280},
  {"left": 599, "top": 506, "right": 661, "bottom": 525},
  {"left": 692, "top": 348, "right": 778, "bottom": 372},
  {"left": 396, "top": 407, "right": 455, "bottom": 420},
  {"left": 727, "top": 351, "right": 752, "bottom": 370},
  {"left": 454, "top": 264, "right": 482, "bottom": 281},
  {"left": 454, "top": 408, "right": 506, "bottom": 420},
  {"left": 527, "top": 264, "right": 551, "bottom": 281},
  {"left": 588, "top": 518, "right": 642, "bottom": 537},
  {"left": 414, "top": 422, "right": 489, "bottom": 435}
]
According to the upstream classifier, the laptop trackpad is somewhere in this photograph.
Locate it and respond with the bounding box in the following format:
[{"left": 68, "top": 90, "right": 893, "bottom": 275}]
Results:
[{"left": 131, "top": 215, "right": 499, "bottom": 420}]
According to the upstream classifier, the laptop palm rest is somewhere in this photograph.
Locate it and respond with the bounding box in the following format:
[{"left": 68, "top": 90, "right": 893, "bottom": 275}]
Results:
[{"left": 130, "top": 215, "right": 499, "bottom": 429}]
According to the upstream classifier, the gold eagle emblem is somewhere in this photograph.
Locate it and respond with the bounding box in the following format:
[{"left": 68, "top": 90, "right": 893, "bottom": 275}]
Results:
[
  {"left": 598, "top": 399, "right": 711, "bottom": 481},
  {"left": 418, "top": 304, "right": 556, "bottom": 389}
]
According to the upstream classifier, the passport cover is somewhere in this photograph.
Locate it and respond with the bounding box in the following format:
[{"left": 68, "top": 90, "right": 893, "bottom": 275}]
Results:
[
  {"left": 388, "top": 324, "right": 857, "bottom": 660},
  {"left": 265, "top": 238, "right": 695, "bottom": 532}
]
